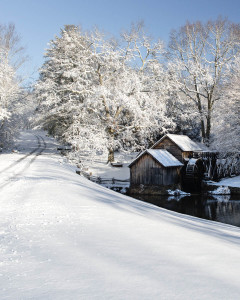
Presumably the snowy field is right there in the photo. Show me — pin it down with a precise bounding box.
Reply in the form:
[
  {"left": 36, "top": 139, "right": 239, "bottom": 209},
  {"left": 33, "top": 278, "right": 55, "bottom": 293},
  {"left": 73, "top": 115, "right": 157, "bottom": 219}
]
[{"left": 1, "top": 131, "right": 240, "bottom": 299}]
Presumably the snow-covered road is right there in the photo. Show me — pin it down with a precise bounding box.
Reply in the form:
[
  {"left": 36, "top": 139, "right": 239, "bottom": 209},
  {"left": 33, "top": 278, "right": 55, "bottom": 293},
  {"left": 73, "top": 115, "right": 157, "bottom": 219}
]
[
  {"left": 0, "top": 133, "right": 46, "bottom": 190},
  {"left": 1, "top": 131, "right": 240, "bottom": 299}
]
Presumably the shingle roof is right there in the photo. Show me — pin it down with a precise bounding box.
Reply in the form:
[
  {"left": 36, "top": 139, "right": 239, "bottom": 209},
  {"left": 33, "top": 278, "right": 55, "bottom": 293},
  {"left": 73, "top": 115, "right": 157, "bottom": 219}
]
[
  {"left": 152, "top": 134, "right": 205, "bottom": 152},
  {"left": 129, "top": 149, "right": 183, "bottom": 168}
]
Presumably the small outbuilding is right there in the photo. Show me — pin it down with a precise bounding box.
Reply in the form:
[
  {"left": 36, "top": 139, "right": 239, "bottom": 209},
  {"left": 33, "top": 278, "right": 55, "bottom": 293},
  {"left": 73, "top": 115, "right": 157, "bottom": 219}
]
[
  {"left": 151, "top": 134, "right": 204, "bottom": 162},
  {"left": 129, "top": 149, "right": 183, "bottom": 195}
]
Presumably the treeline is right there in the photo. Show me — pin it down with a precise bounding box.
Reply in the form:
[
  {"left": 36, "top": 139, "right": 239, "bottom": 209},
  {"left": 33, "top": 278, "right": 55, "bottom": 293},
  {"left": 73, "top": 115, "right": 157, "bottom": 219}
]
[{"left": 0, "top": 18, "right": 239, "bottom": 160}]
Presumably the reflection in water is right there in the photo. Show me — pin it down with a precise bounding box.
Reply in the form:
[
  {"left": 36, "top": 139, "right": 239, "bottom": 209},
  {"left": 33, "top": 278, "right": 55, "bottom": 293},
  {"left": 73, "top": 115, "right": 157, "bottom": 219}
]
[{"left": 133, "top": 194, "right": 240, "bottom": 227}]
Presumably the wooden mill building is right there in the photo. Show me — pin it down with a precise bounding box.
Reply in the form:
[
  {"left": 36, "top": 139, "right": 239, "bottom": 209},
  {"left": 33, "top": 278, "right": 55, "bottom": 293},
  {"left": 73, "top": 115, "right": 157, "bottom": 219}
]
[
  {"left": 129, "top": 149, "right": 183, "bottom": 194},
  {"left": 129, "top": 134, "right": 206, "bottom": 194},
  {"left": 151, "top": 134, "right": 204, "bottom": 162}
]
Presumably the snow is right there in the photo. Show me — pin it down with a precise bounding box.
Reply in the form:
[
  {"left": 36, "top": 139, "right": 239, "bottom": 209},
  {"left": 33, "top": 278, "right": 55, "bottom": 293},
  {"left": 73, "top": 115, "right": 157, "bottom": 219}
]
[
  {"left": 167, "top": 189, "right": 191, "bottom": 201},
  {"left": 129, "top": 149, "right": 183, "bottom": 168},
  {"left": 188, "top": 158, "right": 198, "bottom": 165},
  {"left": 1, "top": 130, "right": 240, "bottom": 299},
  {"left": 152, "top": 134, "right": 204, "bottom": 152},
  {"left": 84, "top": 152, "right": 134, "bottom": 180},
  {"left": 167, "top": 189, "right": 191, "bottom": 196},
  {"left": 209, "top": 186, "right": 231, "bottom": 195},
  {"left": 209, "top": 176, "right": 240, "bottom": 188}
]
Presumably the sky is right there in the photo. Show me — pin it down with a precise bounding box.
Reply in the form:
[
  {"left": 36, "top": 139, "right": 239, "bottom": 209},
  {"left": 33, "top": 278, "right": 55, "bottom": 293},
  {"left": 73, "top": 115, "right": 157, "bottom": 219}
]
[{"left": 0, "top": 0, "right": 240, "bottom": 83}]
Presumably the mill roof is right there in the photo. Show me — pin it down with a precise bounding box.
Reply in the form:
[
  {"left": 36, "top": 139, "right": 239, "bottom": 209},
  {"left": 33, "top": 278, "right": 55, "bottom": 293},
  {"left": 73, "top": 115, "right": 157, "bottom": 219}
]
[
  {"left": 152, "top": 134, "right": 205, "bottom": 152},
  {"left": 129, "top": 149, "right": 183, "bottom": 168}
]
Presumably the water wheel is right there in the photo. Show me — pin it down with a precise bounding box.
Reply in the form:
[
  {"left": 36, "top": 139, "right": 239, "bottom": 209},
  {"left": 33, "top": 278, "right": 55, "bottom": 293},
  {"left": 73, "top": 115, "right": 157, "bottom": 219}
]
[{"left": 183, "top": 158, "right": 205, "bottom": 192}]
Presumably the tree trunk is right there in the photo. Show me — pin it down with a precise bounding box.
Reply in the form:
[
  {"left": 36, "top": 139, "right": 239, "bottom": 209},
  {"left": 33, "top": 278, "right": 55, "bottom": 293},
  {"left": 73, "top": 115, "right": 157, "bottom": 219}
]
[
  {"left": 0, "top": 119, "right": 5, "bottom": 147},
  {"left": 200, "top": 119, "right": 206, "bottom": 141},
  {"left": 195, "top": 88, "right": 206, "bottom": 142},
  {"left": 205, "top": 109, "right": 211, "bottom": 146},
  {"left": 197, "top": 101, "right": 206, "bottom": 142},
  {"left": 106, "top": 126, "right": 115, "bottom": 163},
  {"left": 107, "top": 148, "right": 114, "bottom": 163}
]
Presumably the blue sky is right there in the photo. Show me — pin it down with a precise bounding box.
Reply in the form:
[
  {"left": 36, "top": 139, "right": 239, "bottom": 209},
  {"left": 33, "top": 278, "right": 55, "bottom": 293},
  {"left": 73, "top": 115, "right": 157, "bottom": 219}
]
[{"left": 0, "top": 0, "right": 239, "bottom": 83}]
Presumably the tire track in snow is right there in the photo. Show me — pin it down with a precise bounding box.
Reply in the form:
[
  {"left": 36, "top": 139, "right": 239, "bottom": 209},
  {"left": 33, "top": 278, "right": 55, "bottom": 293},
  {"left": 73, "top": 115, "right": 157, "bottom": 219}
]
[
  {"left": 0, "top": 134, "right": 47, "bottom": 190},
  {"left": 0, "top": 135, "right": 42, "bottom": 175}
]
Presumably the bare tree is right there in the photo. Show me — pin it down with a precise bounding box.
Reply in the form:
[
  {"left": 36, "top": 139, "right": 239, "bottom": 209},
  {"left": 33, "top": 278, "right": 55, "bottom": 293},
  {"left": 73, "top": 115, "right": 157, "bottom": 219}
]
[
  {"left": 168, "top": 17, "right": 240, "bottom": 144},
  {"left": 0, "top": 23, "right": 27, "bottom": 70}
]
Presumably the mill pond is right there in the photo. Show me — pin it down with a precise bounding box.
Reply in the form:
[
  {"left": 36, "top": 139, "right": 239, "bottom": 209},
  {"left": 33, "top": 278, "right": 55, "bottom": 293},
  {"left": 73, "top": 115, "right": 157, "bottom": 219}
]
[
  {"left": 122, "top": 133, "right": 240, "bottom": 227},
  {"left": 131, "top": 193, "right": 240, "bottom": 228},
  {"left": 78, "top": 133, "right": 240, "bottom": 228}
]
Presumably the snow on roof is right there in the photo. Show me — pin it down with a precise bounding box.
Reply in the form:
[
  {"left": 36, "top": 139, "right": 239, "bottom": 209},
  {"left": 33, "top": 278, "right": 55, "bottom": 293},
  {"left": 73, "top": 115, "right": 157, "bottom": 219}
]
[
  {"left": 147, "top": 149, "right": 184, "bottom": 167},
  {"left": 129, "top": 149, "right": 183, "bottom": 168},
  {"left": 152, "top": 134, "right": 205, "bottom": 152}
]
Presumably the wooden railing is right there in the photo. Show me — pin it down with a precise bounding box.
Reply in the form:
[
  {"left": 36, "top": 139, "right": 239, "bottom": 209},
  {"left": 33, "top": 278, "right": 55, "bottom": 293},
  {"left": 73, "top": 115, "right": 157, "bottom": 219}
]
[{"left": 76, "top": 169, "right": 130, "bottom": 186}]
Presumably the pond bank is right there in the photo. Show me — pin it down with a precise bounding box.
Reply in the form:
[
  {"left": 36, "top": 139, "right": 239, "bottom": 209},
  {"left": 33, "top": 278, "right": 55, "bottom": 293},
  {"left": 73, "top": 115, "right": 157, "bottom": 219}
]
[
  {"left": 202, "top": 175, "right": 240, "bottom": 195},
  {"left": 131, "top": 193, "right": 240, "bottom": 228}
]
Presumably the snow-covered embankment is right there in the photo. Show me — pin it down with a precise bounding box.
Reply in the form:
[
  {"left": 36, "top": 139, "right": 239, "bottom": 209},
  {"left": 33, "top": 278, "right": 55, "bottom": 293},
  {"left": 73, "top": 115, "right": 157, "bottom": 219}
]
[{"left": 1, "top": 131, "right": 240, "bottom": 299}]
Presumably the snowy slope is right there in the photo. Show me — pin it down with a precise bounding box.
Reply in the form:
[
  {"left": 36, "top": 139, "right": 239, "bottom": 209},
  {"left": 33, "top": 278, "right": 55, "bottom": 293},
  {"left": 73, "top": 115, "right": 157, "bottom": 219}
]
[{"left": 1, "top": 131, "right": 240, "bottom": 299}]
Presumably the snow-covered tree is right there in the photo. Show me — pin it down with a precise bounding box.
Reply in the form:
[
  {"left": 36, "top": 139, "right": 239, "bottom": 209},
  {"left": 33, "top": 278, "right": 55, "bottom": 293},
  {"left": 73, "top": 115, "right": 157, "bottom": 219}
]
[
  {"left": 165, "top": 91, "right": 201, "bottom": 140},
  {"left": 36, "top": 24, "right": 174, "bottom": 162},
  {"left": 35, "top": 25, "right": 93, "bottom": 136},
  {"left": 212, "top": 56, "right": 240, "bottom": 152},
  {"left": 0, "top": 24, "right": 27, "bottom": 146},
  {"left": 0, "top": 57, "right": 17, "bottom": 121},
  {"left": 83, "top": 27, "right": 173, "bottom": 161},
  {"left": 168, "top": 17, "right": 240, "bottom": 144},
  {"left": 119, "top": 22, "right": 176, "bottom": 145}
]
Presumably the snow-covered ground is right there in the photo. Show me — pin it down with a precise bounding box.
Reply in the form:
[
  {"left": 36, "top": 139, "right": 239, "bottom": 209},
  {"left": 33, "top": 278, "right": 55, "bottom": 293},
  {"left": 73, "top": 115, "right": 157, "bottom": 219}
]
[
  {"left": 77, "top": 151, "right": 133, "bottom": 181},
  {"left": 210, "top": 175, "right": 240, "bottom": 188},
  {"left": 1, "top": 130, "right": 240, "bottom": 299},
  {"left": 208, "top": 186, "right": 231, "bottom": 195},
  {"left": 72, "top": 151, "right": 134, "bottom": 191}
]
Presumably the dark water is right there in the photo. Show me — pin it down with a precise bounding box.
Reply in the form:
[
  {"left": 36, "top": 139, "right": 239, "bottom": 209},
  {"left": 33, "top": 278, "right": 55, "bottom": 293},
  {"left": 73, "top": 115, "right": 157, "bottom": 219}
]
[{"left": 132, "top": 193, "right": 240, "bottom": 227}]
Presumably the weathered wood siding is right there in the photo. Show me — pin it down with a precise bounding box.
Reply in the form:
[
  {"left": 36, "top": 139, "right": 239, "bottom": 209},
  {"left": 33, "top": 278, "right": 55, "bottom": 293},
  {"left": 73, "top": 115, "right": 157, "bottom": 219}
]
[
  {"left": 130, "top": 154, "right": 163, "bottom": 185},
  {"left": 152, "top": 137, "right": 193, "bottom": 162},
  {"left": 152, "top": 138, "right": 183, "bottom": 161},
  {"left": 162, "top": 167, "right": 181, "bottom": 185},
  {"left": 130, "top": 153, "right": 181, "bottom": 186}
]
